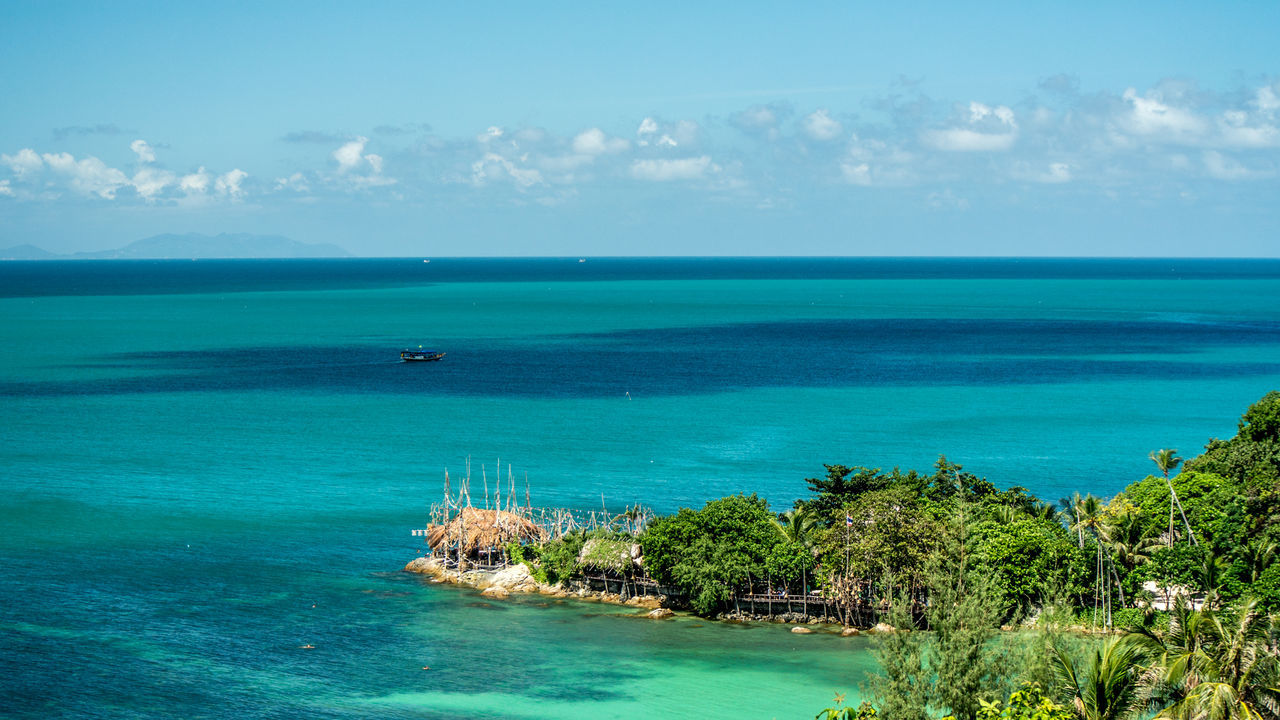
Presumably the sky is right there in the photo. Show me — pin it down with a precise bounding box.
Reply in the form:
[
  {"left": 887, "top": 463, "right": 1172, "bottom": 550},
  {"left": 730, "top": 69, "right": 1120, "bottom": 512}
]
[{"left": 1, "top": 1, "right": 1278, "bottom": 257}]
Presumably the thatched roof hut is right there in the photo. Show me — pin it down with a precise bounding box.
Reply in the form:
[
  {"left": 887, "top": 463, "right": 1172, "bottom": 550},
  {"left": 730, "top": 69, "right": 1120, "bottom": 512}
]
[{"left": 426, "top": 507, "right": 545, "bottom": 556}]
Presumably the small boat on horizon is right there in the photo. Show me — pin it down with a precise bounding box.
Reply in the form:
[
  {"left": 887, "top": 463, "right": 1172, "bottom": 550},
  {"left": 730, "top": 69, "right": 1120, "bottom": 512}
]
[{"left": 401, "top": 348, "right": 446, "bottom": 362}]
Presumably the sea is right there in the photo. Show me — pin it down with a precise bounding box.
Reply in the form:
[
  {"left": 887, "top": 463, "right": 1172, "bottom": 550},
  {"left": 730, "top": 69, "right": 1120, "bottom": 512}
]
[{"left": 3, "top": 257, "right": 1280, "bottom": 719}]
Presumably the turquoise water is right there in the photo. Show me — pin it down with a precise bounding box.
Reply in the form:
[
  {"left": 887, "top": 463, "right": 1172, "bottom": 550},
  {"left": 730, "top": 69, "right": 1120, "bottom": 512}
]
[{"left": 3, "top": 258, "right": 1280, "bottom": 718}]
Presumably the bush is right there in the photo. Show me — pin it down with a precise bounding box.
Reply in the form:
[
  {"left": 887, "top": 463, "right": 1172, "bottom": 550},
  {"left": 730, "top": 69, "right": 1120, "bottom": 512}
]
[
  {"left": 1255, "top": 563, "right": 1280, "bottom": 612},
  {"left": 1111, "top": 607, "right": 1168, "bottom": 632}
]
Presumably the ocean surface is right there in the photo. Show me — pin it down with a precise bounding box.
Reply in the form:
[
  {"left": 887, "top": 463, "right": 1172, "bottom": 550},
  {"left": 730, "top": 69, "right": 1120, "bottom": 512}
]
[{"left": 3, "top": 257, "right": 1280, "bottom": 718}]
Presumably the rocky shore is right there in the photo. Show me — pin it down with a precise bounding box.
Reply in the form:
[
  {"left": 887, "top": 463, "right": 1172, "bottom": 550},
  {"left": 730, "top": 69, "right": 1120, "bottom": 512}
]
[
  {"left": 403, "top": 556, "right": 897, "bottom": 631},
  {"left": 403, "top": 556, "right": 671, "bottom": 617}
]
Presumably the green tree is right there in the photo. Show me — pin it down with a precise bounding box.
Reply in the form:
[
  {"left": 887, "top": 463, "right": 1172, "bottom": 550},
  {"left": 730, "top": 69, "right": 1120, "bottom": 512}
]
[
  {"left": 931, "top": 505, "right": 1008, "bottom": 720},
  {"left": 639, "top": 493, "right": 813, "bottom": 615},
  {"left": 957, "top": 684, "right": 1075, "bottom": 720},
  {"left": 971, "top": 516, "right": 1082, "bottom": 614},
  {"left": 772, "top": 507, "right": 818, "bottom": 551},
  {"left": 870, "top": 593, "right": 931, "bottom": 720},
  {"left": 1049, "top": 636, "right": 1146, "bottom": 720},
  {"left": 1238, "top": 391, "right": 1280, "bottom": 443},
  {"left": 1151, "top": 449, "right": 1198, "bottom": 548},
  {"left": 1128, "top": 597, "right": 1280, "bottom": 720}
]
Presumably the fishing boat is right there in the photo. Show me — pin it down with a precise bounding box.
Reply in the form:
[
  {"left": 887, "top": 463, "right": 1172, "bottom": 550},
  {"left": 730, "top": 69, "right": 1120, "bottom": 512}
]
[{"left": 401, "top": 348, "right": 446, "bottom": 362}]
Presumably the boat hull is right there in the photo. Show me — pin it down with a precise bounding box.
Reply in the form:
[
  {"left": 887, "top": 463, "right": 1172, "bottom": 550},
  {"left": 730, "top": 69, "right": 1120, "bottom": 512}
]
[{"left": 401, "top": 350, "right": 446, "bottom": 362}]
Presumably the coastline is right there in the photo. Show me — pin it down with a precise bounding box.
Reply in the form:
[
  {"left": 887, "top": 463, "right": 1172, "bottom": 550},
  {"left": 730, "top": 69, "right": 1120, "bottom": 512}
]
[{"left": 403, "top": 556, "right": 873, "bottom": 634}]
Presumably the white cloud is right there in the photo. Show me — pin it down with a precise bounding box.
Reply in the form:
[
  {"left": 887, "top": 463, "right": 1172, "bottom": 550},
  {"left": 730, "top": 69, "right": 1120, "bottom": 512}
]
[
  {"left": 802, "top": 109, "right": 843, "bottom": 141},
  {"left": 180, "top": 167, "right": 212, "bottom": 194},
  {"left": 925, "top": 102, "right": 1018, "bottom": 151},
  {"left": 131, "top": 166, "right": 175, "bottom": 199},
  {"left": 630, "top": 156, "right": 714, "bottom": 181},
  {"left": 1043, "top": 162, "right": 1072, "bottom": 183},
  {"left": 3, "top": 148, "right": 44, "bottom": 177},
  {"left": 637, "top": 118, "right": 701, "bottom": 148},
  {"left": 1256, "top": 84, "right": 1280, "bottom": 115},
  {"left": 41, "top": 152, "right": 130, "bottom": 198},
  {"left": 926, "top": 128, "right": 1018, "bottom": 151},
  {"left": 472, "top": 152, "right": 544, "bottom": 188},
  {"left": 1120, "top": 88, "right": 1207, "bottom": 140},
  {"left": 326, "top": 137, "right": 394, "bottom": 189},
  {"left": 0, "top": 180, "right": 12, "bottom": 197},
  {"left": 334, "top": 137, "right": 368, "bottom": 171},
  {"left": 275, "top": 172, "right": 310, "bottom": 193},
  {"left": 840, "top": 162, "right": 871, "bottom": 186},
  {"left": 130, "top": 139, "right": 156, "bottom": 164},
  {"left": 1218, "top": 109, "right": 1280, "bottom": 148},
  {"left": 571, "top": 128, "right": 629, "bottom": 155},
  {"left": 1, "top": 141, "right": 252, "bottom": 203},
  {"left": 215, "top": 169, "right": 248, "bottom": 198},
  {"left": 736, "top": 106, "right": 779, "bottom": 129},
  {"left": 1203, "top": 150, "right": 1272, "bottom": 180}
]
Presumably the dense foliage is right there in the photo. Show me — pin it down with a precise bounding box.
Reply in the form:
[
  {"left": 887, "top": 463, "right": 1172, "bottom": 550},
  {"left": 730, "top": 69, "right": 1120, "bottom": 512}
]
[
  {"left": 490, "top": 392, "right": 1280, "bottom": 718},
  {"left": 514, "top": 392, "right": 1279, "bottom": 629},
  {"left": 639, "top": 493, "right": 813, "bottom": 614}
]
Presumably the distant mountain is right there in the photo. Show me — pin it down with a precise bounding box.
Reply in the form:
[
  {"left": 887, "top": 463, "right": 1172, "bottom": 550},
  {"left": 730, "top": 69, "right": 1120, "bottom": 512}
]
[
  {"left": 0, "top": 243, "right": 59, "bottom": 260},
  {"left": 0, "top": 233, "right": 350, "bottom": 260},
  {"left": 74, "top": 233, "right": 350, "bottom": 259}
]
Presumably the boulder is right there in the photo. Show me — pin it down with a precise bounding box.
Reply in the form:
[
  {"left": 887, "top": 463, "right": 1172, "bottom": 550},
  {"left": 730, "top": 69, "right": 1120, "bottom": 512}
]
[
  {"left": 841, "top": 627, "right": 860, "bottom": 637},
  {"left": 481, "top": 585, "right": 510, "bottom": 599},
  {"left": 790, "top": 626, "right": 814, "bottom": 634},
  {"left": 625, "top": 595, "right": 663, "bottom": 609},
  {"left": 403, "top": 557, "right": 443, "bottom": 575},
  {"left": 869, "top": 622, "right": 895, "bottom": 634},
  {"left": 647, "top": 608, "right": 675, "bottom": 619},
  {"left": 486, "top": 563, "right": 538, "bottom": 593}
]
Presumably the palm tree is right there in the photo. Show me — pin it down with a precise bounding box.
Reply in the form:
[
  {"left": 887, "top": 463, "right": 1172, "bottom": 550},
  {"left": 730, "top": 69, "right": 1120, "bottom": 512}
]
[
  {"left": 1061, "top": 492, "right": 1086, "bottom": 548},
  {"left": 1150, "top": 449, "right": 1198, "bottom": 547},
  {"left": 1243, "top": 540, "right": 1277, "bottom": 584},
  {"left": 993, "top": 504, "right": 1020, "bottom": 525},
  {"left": 1100, "top": 510, "right": 1160, "bottom": 612},
  {"left": 1103, "top": 510, "right": 1161, "bottom": 573},
  {"left": 771, "top": 507, "right": 817, "bottom": 550},
  {"left": 1197, "top": 552, "right": 1232, "bottom": 610},
  {"left": 1070, "top": 494, "right": 1112, "bottom": 627},
  {"left": 1128, "top": 597, "right": 1280, "bottom": 720},
  {"left": 1051, "top": 635, "right": 1147, "bottom": 720}
]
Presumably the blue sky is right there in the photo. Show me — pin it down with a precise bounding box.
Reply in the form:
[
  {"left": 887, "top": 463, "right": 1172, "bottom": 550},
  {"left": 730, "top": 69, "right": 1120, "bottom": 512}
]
[{"left": 2, "top": 2, "right": 1278, "bottom": 256}]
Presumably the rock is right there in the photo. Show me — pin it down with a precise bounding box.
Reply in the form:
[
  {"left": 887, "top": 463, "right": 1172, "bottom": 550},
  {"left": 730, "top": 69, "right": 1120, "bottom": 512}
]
[
  {"left": 790, "top": 626, "right": 814, "bottom": 634},
  {"left": 647, "top": 608, "right": 675, "bottom": 619},
  {"left": 841, "top": 627, "right": 860, "bottom": 637},
  {"left": 869, "top": 622, "right": 895, "bottom": 634},
  {"left": 403, "top": 557, "right": 443, "bottom": 575},
  {"left": 481, "top": 586, "right": 510, "bottom": 599},
  {"left": 486, "top": 564, "right": 538, "bottom": 593},
  {"left": 625, "top": 595, "right": 663, "bottom": 609}
]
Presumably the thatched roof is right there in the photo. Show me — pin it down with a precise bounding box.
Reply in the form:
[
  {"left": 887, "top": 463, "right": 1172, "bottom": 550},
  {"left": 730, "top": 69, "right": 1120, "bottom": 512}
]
[
  {"left": 427, "top": 507, "right": 545, "bottom": 555},
  {"left": 577, "top": 537, "right": 642, "bottom": 572}
]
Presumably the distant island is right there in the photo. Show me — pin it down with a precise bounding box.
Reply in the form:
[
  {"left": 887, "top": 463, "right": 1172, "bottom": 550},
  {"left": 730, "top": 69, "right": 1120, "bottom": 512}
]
[{"left": 0, "top": 233, "right": 350, "bottom": 260}]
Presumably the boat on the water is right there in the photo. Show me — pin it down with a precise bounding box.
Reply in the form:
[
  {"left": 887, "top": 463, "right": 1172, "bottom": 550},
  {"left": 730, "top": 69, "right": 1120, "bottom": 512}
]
[{"left": 401, "top": 348, "right": 446, "bottom": 362}]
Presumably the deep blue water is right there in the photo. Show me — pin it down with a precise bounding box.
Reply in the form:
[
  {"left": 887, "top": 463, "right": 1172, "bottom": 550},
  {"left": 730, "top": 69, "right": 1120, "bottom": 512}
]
[
  {"left": 3, "top": 258, "right": 1279, "bottom": 718},
  {"left": 5, "top": 257, "right": 1280, "bottom": 298}
]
